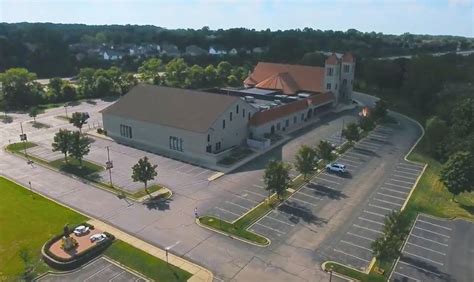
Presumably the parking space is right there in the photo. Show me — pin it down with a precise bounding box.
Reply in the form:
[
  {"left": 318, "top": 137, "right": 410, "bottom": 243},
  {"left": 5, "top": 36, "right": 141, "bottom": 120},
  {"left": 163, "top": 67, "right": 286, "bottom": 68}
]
[
  {"left": 37, "top": 256, "right": 147, "bottom": 281},
  {"left": 326, "top": 127, "right": 427, "bottom": 271},
  {"left": 323, "top": 132, "right": 347, "bottom": 148},
  {"left": 390, "top": 214, "right": 474, "bottom": 282}
]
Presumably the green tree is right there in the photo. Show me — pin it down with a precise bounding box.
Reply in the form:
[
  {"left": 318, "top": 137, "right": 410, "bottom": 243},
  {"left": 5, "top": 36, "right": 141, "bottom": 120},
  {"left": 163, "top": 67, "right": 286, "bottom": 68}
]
[
  {"left": 425, "top": 116, "right": 449, "bottom": 157},
  {"left": 372, "top": 99, "right": 388, "bottom": 120},
  {"left": 69, "top": 112, "right": 90, "bottom": 133},
  {"left": 138, "top": 58, "right": 163, "bottom": 83},
  {"left": 204, "top": 64, "right": 218, "bottom": 86},
  {"left": 263, "top": 160, "right": 291, "bottom": 199},
  {"left": 227, "top": 74, "right": 240, "bottom": 87},
  {"left": 47, "top": 77, "right": 64, "bottom": 102},
  {"left": 77, "top": 68, "right": 96, "bottom": 98},
  {"left": 28, "top": 107, "right": 40, "bottom": 123},
  {"left": 371, "top": 211, "right": 411, "bottom": 261},
  {"left": 342, "top": 123, "right": 360, "bottom": 142},
  {"left": 69, "top": 131, "right": 91, "bottom": 166},
  {"left": 316, "top": 140, "right": 334, "bottom": 161},
  {"left": 93, "top": 76, "right": 115, "bottom": 97},
  {"left": 359, "top": 116, "right": 376, "bottom": 132},
  {"left": 294, "top": 145, "right": 318, "bottom": 180},
  {"left": 52, "top": 129, "right": 73, "bottom": 163},
  {"left": 165, "top": 58, "right": 188, "bottom": 87},
  {"left": 62, "top": 83, "right": 77, "bottom": 101},
  {"left": 0, "top": 68, "right": 40, "bottom": 109},
  {"left": 185, "top": 65, "right": 205, "bottom": 89},
  {"left": 119, "top": 72, "right": 138, "bottom": 94},
  {"left": 451, "top": 98, "right": 474, "bottom": 138},
  {"left": 216, "top": 61, "right": 232, "bottom": 83},
  {"left": 440, "top": 151, "right": 474, "bottom": 201},
  {"left": 131, "top": 156, "right": 158, "bottom": 196}
]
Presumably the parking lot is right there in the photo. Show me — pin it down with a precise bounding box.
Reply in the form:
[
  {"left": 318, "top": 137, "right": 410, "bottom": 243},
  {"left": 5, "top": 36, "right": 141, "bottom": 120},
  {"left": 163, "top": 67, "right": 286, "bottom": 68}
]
[
  {"left": 25, "top": 137, "right": 218, "bottom": 193},
  {"left": 37, "top": 256, "right": 147, "bottom": 281},
  {"left": 246, "top": 126, "right": 400, "bottom": 243},
  {"left": 390, "top": 214, "right": 474, "bottom": 282},
  {"left": 321, "top": 126, "right": 426, "bottom": 271}
]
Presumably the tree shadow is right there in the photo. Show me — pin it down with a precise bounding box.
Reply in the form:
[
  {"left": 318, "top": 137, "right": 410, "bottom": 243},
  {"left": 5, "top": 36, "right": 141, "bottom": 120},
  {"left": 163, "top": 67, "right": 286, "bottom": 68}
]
[
  {"left": 1, "top": 115, "right": 13, "bottom": 123},
  {"left": 306, "top": 182, "right": 348, "bottom": 200},
  {"left": 143, "top": 197, "right": 173, "bottom": 211},
  {"left": 278, "top": 202, "right": 328, "bottom": 226},
  {"left": 352, "top": 147, "right": 379, "bottom": 157},
  {"left": 399, "top": 256, "right": 454, "bottom": 281},
  {"left": 459, "top": 203, "right": 474, "bottom": 215},
  {"left": 325, "top": 170, "right": 353, "bottom": 179}
]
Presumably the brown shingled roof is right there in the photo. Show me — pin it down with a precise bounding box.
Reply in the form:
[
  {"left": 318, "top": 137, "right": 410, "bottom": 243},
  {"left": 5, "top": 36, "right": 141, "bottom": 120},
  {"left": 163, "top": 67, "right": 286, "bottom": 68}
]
[
  {"left": 342, "top": 52, "right": 355, "bottom": 63},
  {"left": 325, "top": 53, "right": 339, "bottom": 65},
  {"left": 244, "top": 62, "right": 325, "bottom": 95},
  {"left": 249, "top": 92, "right": 335, "bottom": 127}
]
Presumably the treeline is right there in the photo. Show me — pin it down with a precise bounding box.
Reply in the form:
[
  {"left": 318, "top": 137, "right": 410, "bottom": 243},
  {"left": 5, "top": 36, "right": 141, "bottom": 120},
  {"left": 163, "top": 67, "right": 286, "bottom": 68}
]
[
  {"left": 0, "top": 58, "right": 247, "bottom": 111},
  {"left": 1, "top": 22, "right": 473, "bottom": 77}
]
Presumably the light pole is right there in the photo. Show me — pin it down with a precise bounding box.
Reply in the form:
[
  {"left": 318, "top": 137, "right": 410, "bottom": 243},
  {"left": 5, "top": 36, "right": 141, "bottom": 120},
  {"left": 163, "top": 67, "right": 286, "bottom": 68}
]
[
  {"left": 64, "top": 104, "right": 68, "bottom": 118},
  {"left": 19, "top": 122, "right": 32, "bottom": 164},
  {"left": 105, "top": 146, "right": 114, "bottom": 188},
  {"left": 328, "top": 265, "right": 334, "bottom": 282}
]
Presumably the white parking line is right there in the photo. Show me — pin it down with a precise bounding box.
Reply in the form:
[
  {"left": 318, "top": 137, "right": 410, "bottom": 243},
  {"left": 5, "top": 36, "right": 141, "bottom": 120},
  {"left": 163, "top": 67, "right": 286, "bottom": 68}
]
[
  {"left": 369, "top": 203, "right": 394, "bottom": 212},
  {"left": 109, "top": 270, "right": 126, "bottom": 281},
  {"left": 374, "top": 198, "right": 402, "bottom": 206},
  {"left": 215, "top": 207, "right": 240, "bottom": 217},
  {"left": 321, "top": 172, "right": 343, "bottom": 179},
  {"left": 264, "top": 215, "right": 295, "bottom": 227},
  {"left": 253, "top": 184, "right": 265, "bottom": 189},
  {"left": 389, "top": 178, "right": 415, "bottom": 185},
  {"left": 414, "top": 226, "right": 450, "bottom": 238},
  {"left": 393, "top": 271, "right": 421, "bottom": 282},
  {"left": 333, "top": 249, "right": 371, "bottom": 263},
  {"left": 393, "top": 174, "right": 417, "bottom": 181},
  {"left": 346, "top": 151, "right": 370, "bottom": 158},
  {"left": 225, "top": 201, "right": 250, "bottom": 211},
  {"left": 417, "top": 219, "right": 452, "bottom": 231},
  {"left": 283, "top": 204, "right": 310, "bottom": 214},
  {"left": 315, "top": 177, "right": 340, "bottom": 185},
  {"left": 338, "top": 158, "right": 362, "bottom": 165},
  {"left": 184, "top": 166, "right": 201, "bottom": 174},
  {"left": 403, "top": 251, "right": 444, "bottom": 266},
  {"left": 235, "top": 194, "right": 259, "bottom": 204},
  {"left": 84, "top": 264, "right": 113, "bottom": 281},
  {"left": 377, "top": 192, "right": 406, "bottom": 201},
  {"left": 410, "top": 234, "right": 449, "bottom": 247},
  {"left": 347, "top": 232, "right": 376, "bottom": 242},
  {"left": 307, "top": 182, "right": 340, "bottom": 191},
  {"left": 398, "top": 260, "right": 442, "bottom": 277},
  {"left": 340, "top": 240, "right": 372, "bottom": 251},
  {"left": 341, "top": 163, "right": 358, "bottom": 168},
  {"left": 381, "top": 187, "right": 408, "bottom": 195},
  {"left": 385, "top": 182, "right": 412, "bottom": 190},
  {"left": 194, "top": 169, "right": 210, "bottom": 177},
  {"left": 400, "top": 162, "right": 424, "bottom": 169},
  {"left": 255, "top": 222, "right": 286, "bottom": 234},
  {"left": 359, "top": 141, "right": 380, "bottom": 148},
  {"left": 406, "top": 242, "right": 446, "bottom": 255},
  {"left": 341, "top": 154, "right": 364, "bottom": 162},
  {"left": 289, "top": 197, "right": 318, "bottom": 207},
  {"left": 296, "top": 190, "right": 322, "bottom": 201},
  {"left": 244, "top": 189, "right": 267, "bottom": 198},
  {"left": 358, "top": 217, "right": 384, "bottom": 226},
  {"left": 396, "top": 166, "right": 421, "bottom": 174},
  {"left": 353, "top": 224, "right": 383, "bottom": 234},
  {"left": 356, "top": 144, "right": 377, "bottom": 151},
  {"left": 395, "top": 170, "right": 420, "bottom": 177},
  {"left": 364, "top": 210, "right": 385, "bottom": 217}
]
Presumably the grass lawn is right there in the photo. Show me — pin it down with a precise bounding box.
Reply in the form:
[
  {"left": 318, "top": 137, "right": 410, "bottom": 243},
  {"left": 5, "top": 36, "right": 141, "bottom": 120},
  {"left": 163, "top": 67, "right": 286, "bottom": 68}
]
[
  {"left": 130, "top": 184, "right": 163, "bottom": 198},
  {"left": 324, "top": 262, "right": 385, "bottom": 282},
  {"left": 6, "top": 142, "right": 37, "bottom": 153},
  {"left": 49, "top": 158, "right": 104, "bottom": 179},
  {"left": 406, "top": 148, "right": 474, "bottom": 220},
  {"left": 0, "top": 177, "right": 87, "bottom": 280},
  {"left": 104, "top": 240, "right": 191, "bottom": 282}
]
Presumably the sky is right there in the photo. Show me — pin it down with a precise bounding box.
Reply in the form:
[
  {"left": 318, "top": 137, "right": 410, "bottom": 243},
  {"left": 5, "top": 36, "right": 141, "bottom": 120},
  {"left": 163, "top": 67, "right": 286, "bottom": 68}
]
[{"left": 0, "top": 0, "right": 472, "bottom": 37}]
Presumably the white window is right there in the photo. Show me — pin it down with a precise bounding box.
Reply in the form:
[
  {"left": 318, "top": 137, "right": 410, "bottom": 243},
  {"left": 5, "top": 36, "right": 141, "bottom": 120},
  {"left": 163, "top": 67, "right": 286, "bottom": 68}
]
[
  {"left": 344, "top": 64, "right": 350, "bottom": 73},
  {"left": 120, "top": 124, "right": 132, "bottom": 139}
]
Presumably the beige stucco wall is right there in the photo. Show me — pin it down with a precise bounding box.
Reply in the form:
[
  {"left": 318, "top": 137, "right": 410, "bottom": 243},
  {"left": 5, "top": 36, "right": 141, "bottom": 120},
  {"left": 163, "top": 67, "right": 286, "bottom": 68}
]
[{"left": 102, "top": 98, "right": 256, "bottom": 166}]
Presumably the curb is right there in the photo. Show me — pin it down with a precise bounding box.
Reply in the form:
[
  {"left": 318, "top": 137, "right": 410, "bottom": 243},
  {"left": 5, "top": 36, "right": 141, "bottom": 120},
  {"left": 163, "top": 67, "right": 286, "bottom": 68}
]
[
  {"left": 195, "top": 218, "right": 270, "bottom": 247},
  {"left": 321, "top": 261, "right": 357, "bottom": 282}
]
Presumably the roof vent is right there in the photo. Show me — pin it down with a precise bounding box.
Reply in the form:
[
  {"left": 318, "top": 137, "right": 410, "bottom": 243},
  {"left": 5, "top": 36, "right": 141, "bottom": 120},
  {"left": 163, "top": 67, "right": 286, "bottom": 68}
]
[{"left": 245, "top": 96, "right": 255, "bottom": 103}]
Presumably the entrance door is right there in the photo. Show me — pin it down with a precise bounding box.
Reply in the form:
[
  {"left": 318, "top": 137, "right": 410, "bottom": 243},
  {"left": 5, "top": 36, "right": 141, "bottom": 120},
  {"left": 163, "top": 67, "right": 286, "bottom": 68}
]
[{"left": 270, "top": 125, "right": 275, "bottom": 134}]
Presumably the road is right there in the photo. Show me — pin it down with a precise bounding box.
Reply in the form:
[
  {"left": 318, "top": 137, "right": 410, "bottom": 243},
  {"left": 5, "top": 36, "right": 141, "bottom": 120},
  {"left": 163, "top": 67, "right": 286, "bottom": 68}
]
[{"left": 0, "top": 93, "right": 424, "bottom": 281}]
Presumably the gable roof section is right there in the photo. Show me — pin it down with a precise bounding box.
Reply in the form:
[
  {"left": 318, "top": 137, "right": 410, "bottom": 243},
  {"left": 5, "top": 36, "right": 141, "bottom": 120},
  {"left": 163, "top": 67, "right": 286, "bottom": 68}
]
[
  {"left": 325, "top": 53, "right": 339, "bottom": 65},
  {"left": 101, "top": 84, "right": 239, "bottom": 133},
  {"left": 249, "top": 92, "right": 335, "bottom": 127},
  {"left": 255, "top": 72, "right": 299, "bottom": 95},
  {"left": 244, "top": 62, "right": 325, "bottom": 95}
]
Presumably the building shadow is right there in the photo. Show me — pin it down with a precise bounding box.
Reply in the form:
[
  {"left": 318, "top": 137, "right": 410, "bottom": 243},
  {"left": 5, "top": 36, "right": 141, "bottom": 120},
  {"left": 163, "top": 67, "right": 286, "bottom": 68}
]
[{"left": 306, "top": 182, "right": 348, "bottom": 200}]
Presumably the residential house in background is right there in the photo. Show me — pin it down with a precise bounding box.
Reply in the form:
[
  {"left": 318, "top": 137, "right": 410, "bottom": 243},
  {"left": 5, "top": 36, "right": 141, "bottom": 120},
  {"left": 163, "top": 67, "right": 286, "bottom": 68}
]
[
  {"left": 161, "top": 43, "right": 181, "bottom": 57},
  {"left": 185, "top": 45, "right": 207, "bottom": 56},
  {"left": 228, "top": 48, "right": 238, "bottom": 56},
  {"left": 209, "top": 47, "right": 227, "bottom": 56},
  {"left": 103, "top": 50, "right": 124, "bottom": 60}
]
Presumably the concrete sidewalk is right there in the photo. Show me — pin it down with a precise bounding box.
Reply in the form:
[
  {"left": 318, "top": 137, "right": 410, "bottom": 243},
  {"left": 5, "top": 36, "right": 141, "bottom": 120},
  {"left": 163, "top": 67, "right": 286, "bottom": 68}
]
[{"left": 88, "top": 219, "right": 213, "bottom": 282}]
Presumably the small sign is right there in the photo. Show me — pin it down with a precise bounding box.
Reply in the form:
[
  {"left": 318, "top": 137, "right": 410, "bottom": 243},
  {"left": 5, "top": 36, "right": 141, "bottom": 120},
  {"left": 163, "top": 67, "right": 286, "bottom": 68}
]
[{"left": 20, "top": 134, "right": 27, "bottom": 141}]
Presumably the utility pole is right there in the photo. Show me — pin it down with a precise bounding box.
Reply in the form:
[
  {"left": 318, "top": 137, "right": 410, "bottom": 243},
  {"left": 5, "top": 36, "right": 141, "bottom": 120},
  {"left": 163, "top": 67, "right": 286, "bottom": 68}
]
[
  {"left": 106, "top": 146, "right": 114, "bottom": 188},
  {"left": 19, "top": 122, "right": 32, "bottom": 164},
  {"left": 64, "top": 104, "right": 68, "bottom": 118}
]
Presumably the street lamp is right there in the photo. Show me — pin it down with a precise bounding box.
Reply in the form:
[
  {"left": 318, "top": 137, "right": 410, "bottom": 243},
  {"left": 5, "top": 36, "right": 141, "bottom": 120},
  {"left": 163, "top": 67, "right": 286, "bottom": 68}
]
[
  {"left": 105, "top": 146, "right": 114, "bottom": 188},
  {"left": 64, "top": 103, "right": 68, "bottom": 118},
  {"left": 328, "top": 265, "right": 334, "bottom": 282},
  {"left": 19, "top": 122, "right": 33, "bottom": 165}
]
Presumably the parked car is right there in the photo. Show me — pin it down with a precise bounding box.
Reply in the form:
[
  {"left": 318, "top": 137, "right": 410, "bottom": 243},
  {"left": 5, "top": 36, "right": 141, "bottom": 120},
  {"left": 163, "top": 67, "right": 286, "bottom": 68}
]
[
  {"left": 73, "top": 225, "right": 90, "bottom": 236},
  {"left": 326, "top": 163, "right": 347, "bottom": 173},
  {"left": 90, "top": 233, "right": 107, "bottom": 243}
]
